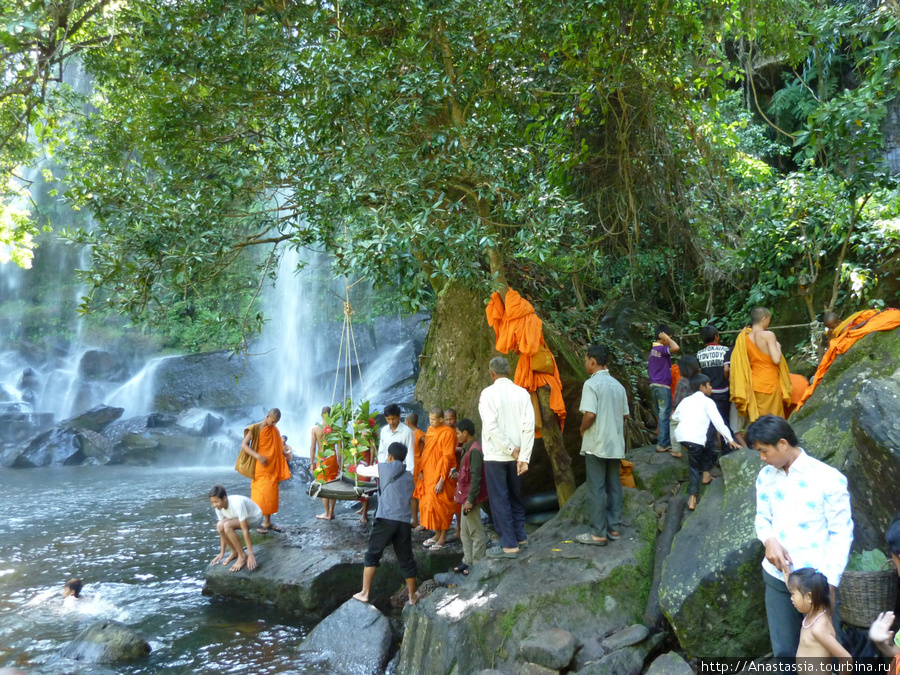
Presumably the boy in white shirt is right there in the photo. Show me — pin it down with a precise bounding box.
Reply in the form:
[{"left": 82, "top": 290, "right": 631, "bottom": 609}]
[
  {"left": 208, "top": 485, "right": 263, "bottom": 572},
  {"left": 672, "top": 374, "right": 740, "bottom": 511}
]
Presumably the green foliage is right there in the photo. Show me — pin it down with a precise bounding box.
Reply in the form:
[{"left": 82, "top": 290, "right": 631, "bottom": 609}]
[
  {"left": 846, "top": 548, "right": 890, "bottom": 572},
  {"left": 317, "top": 399, "right": 379, "bottom": 486}
]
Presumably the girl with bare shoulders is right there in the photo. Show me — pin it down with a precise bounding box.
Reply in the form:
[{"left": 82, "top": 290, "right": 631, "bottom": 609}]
[{"left": 787, "top": 568, "right": 851, "bottom": 671}]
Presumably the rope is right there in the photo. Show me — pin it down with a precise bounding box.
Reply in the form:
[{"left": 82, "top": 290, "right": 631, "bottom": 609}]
[{"left": 677, "top": 321, "right": 818, "bottom": 340}]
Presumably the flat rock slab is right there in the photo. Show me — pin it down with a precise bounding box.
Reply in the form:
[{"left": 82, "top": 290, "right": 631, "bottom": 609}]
[
  {"left": 299, "top": 599, "right": 393, "bottom": 675},
  {"left": 600, "top": 624, "right": 649, "bottom": 652},
  {"left": 203, "top": 514, "right": 458, "bottom": 617},
  {"left": 519, "top": 628, "right": 577, "bottom": 670}
]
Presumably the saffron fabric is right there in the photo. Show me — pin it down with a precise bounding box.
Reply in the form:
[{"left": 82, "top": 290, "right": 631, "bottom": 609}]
[
  {"left": 419, "top": 424, "right": 457, "bottom": 530},
  {"left": 730, "top": 328, "right": 792, "bottom": 422},
  {"left": 411, "top": 427, "right": 426, "bottom": 500},
  {"left": 486, "top": 289, "right": 566, "bottom": 432},
  {"left": 797, "top": 308, "right": 900, "bottom": 410},
  {"left": 251, "top": 424, "right": 291, "bottom": 516}
]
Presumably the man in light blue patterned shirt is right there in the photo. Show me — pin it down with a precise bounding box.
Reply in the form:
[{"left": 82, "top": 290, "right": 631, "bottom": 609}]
[{"left": 749, "top": 414, "right": 853, "bottom": 659}]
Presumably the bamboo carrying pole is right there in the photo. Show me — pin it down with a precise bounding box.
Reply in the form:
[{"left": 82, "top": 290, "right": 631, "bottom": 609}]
[{"left": 677, "top": 321, "right": 818, "bottom": 340}]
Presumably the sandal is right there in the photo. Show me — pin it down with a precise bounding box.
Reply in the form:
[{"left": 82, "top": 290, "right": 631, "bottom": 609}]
[
  {"left": 423, "top": 538, "right": 437, "bottom": 547},
  {"left": 256, "top": 528, "right": 269, "bottom": 534},
  {"left": 453, "top": 563, "right": 470, "bottom": 575},
  {"left": 656, "top": 445, "right": 667, "bottom": 453},
  {"left": 669, "top": 451, "right": 683, "bottom": 459},
  {"left": 427, "top": 543, "right": 445, "bottom": 551},
  {"left": 576, "top": 533, "right": 608, "bottom": 546},
  {"left": 607, "top": 531, "right": 621, "bottom": 540},
  {"left": 268, "top": 524, "right": 283, "bottom": 532}
]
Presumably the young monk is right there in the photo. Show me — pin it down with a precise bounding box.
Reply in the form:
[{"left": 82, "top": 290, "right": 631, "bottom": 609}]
[
  {"left": 242, "top": 408, "right": 291, "bottom": 533},
  {"left": 310, "top": 406, "right": 337, "bottom": 520},
  {"left": 420, "top": 407, "right": 458, "bottom": 550},
  {"left": 444, "top": 407, "right": 462, "bottom": 539},
  {"left": 406, "top": 412, "right": 426, "bottom": 530},
  {"left": 731, "top": 308, "right": 792, "bottom": 421}
]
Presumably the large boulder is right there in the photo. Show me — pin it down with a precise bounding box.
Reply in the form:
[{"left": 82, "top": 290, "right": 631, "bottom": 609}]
[
  {"left": 790, "top": 328, "right": 900, "bottom": 548},
  {"left": 176, "top": 408, "right": 225, "bottom": 436},
  {"left": 298, "top": 599, "right": 394, "bottom": 674},
  {"left": 0, "top": 412, "right": 53, "bottom": 447},
  {"left": 658, "top": 449, "right": 767, "bottom": 657},
  {"left": 77, "top": 349, "right": 130, "bottom": 382},
  {"left": 61, "top": 404, "right": 124, "bottom": 432},
  {"left": 58, "top": 619, "right": 150, "bottom": 663},
  {"left": 151, "top": 351, "right": 264, "bottom": 412},
  {"left": 12, "top": 427, "right": 84, "bottom": 467},
  {"left": 397, "top": 485, "right": 658, "bottom": 674},
  {"left": 203, "top": 515, "right": 457, "bottom": 617}
]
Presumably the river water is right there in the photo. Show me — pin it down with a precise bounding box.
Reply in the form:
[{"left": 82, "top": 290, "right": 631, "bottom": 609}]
[{"left": 0, "top": 465, "right": 341, "bottom": 674}]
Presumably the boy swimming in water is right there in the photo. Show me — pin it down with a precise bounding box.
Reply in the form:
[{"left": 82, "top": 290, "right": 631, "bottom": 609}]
[
  {"left": 62, "top": 578, "right": 83, "bottom": 599},
  {"left": 208, "top": 485, "right": 263, "bottom": 572}
]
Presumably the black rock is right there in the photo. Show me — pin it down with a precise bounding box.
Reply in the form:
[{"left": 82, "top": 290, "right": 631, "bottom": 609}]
[
  {"left": 61, "top": 404, "right": 124, "bottom": 432},
  {"left": 77, "top": 349, "right": 130, "bottom": 382},
  {"left": 59, "top": 619, "right": 151, "bottom": 663},
  {"left": 299, "top": 600, "right": 393, "bottom": 675},
  {"left": 13, "top": 427, "right": 84, "bottom": 468}
]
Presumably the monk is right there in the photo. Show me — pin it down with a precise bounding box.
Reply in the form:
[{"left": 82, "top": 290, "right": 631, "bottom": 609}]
[
  {"left": 310, "top": 406, "right": 338, "bottom": 520},
  {"left": 406, "top": 412, "right": 426, "bottom": 530},
  {"left": 419, "top": 407, "right": 458, "bottom": 550},
  {"left": 730, "top": 308, "right": 792, "bottom": 422},
  {"left": 242, "top": 408, "right": 291, "bottom": 533},
  {"left": 444, "top": 408, "right": 462, "bottom": 539}
]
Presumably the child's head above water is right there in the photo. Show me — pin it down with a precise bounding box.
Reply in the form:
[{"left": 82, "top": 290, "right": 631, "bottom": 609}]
[
  {"left": 787, "top": 568, "right": 831, "bottom": 615},
  {"left": 63, "top": 578, "right": 83, "bottom": 599}
]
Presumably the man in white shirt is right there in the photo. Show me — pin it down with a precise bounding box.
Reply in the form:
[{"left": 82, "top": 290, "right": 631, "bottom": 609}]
[
  {"left": 208, "top": 485, "right": 263, "bottom": 572},
  {"left": 478, "top": 356, "right": 535, "bottom": 558},
  {"left": 577, "top": 344, "right": 629, "bottom": 546},
  {"left": 748, "top": 415, "right": 853, "bottom": 659},
  {"left": 357, "top": 403, "right": 415, "bottom": 525},
  {"left": 671, "top": 374, "right": 741, "bottom": 511}
]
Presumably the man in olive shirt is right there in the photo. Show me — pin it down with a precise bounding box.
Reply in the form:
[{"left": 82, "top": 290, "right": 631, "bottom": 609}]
[{"left": 578, "top": 344, "right": 629, "bottom": 546}]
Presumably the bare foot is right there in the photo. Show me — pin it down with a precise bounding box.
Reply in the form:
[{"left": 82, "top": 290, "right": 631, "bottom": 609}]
[
  {"left": 230, "top": 556, "right": 247, "bottom": 572},
  {"left": 211, "top": 553, "right": 223, "bottom": 565},
  {"left": 316, "top": 513, "right": 331, "bottom": 520},
  {"left": 352, "top": 591, "right": 369, "bottom": 603},
  {"left": 358, "top": 515, "right": 368, "bottom": 524},
  {"left": 222, "top": 552, "right": 238, "bottom": 566},
  {"left": 408, "top": 592, "right": 419, "bottom": 606}
]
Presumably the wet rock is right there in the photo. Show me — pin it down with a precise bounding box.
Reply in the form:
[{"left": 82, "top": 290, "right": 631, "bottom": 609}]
[
  {"left": 58, "top": 619, "right": 151, "bottom": 663},
  {"left": 18, "top": 367, "right": 40, "bottom": 394},
  {"left": 12, "top": 427, "right": 84, "bottom": 468},
  {"left": 176, "top": 408, "right": 225, "bottom": 436},
  {"left": 61, "top": 404, "right": 124, "bottom": 432},
  {"left": 600, "top": 624, "right": 649, "bottom": 652},
  {"left": 78, "top": 429, "right": 116, "bottom": 464},
  {"left": 572, "top": 637, "right": 606, "bottom": 671},
  {"left": 203, "top": 515, "right": 457, "bottom": 617},
  {"left": 519, "top": 629, "right": 577, "bottom": 670},
  {"left": 645, "top": 651, "right": 694, "bottom": 675},
  {"left": 299, "top": 599, "right": 393, "bottom": 675},
  {"left": 397, "top": 485, "right": 658, "bottom": 674},
  {"left": 78, "top": 349, "right": 130, "bottom": 382},
  {"left": 0, "top": 412, "right": 53, "bottom": 447},
  {"left": 151, "top": 351, "right": 264, "bottom": 412}
]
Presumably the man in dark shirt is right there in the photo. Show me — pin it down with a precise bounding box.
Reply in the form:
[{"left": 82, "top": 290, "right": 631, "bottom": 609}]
[{"left": 697, "top": 325, "right": 735, "bottom": 453}]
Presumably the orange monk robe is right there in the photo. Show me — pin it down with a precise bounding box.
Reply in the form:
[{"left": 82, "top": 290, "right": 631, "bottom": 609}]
[
  {"left": 419, "top": 424, "right": 457, "bottom": 531},
  {"left": 251, "top": 424, "right": 291, "bottom": 516},
  {"left": 730, "top": 328, "right": 792, "bottom": 422},
  {"left": 797, "top": 309, "right": 900, "bottom": 410},
  {"left": 486, "top": 289, "right": 566, "bottom": 435},
  {"left": 317, "top": 444, "right": 340, "bottom": 482},
  {"left": 412, "top": 428, "right": 426, "bottom": 500}
]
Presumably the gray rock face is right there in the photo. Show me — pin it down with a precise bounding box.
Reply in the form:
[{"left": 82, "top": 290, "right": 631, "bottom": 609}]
[
  {"left": 645, "top": 652, "right": 694, "bottom": 675},
  {"left": 176, "top": 408, "right": 225, "bottom": 436},
  {"left": 0, "top": 412, "right": 53, "bottom": 447},
  {"left": 599, "top": 624, "right": 649, "bottom": 653},
  {"left": 61, "top": 404, "right": 124, "bottom": 432},
  {"left": 58, "top": 619, "right": 150, "bottom": 663},
  {"left": 203, "top": 516, "right": 457, "bottom": 617},
  {"left": 658, "top": 449, "right": 767, "bottom": 657},
  {"left": 13, "top": 427, "right": 84, "bottom": 467},
  {"left": 78, "top": 349, "right": 130, "bottom": 381},
  {"left": 397, "top": 486, "right": 658, "bottom": 674},
  {"left": 575, "top": 633, "right": 663, "bottom": 675},
  {"left": 151, "top": 352, "right": 264, "bottom": 412},
  {"left": 572, "top": 637, "right": 606, "bottom": 671},
  {"left": 519, "top": 628, "right": 577, "bottom": 670},
  {"left": 299, "top": 599, "right": 393, "bottom": 675}
]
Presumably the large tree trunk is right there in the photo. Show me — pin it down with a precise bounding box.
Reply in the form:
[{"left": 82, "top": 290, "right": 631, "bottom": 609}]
[{"left": 536, "top": 385, "right": 576, "bottom": 508}]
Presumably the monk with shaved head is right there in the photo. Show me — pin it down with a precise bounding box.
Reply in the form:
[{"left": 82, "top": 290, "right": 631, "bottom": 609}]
[
  {"left": 419, "top": 406, "right": 458, "bottom": 550},
  {"left": 242, "top": 408, "right": 291, "bottom": 533}
]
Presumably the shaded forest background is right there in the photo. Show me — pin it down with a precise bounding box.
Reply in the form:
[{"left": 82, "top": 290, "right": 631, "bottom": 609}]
[{"left": 2, "top": 0, "right": 899, "bottom": 370}]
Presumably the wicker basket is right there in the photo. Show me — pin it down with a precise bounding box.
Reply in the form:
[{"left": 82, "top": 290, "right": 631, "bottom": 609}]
[{"left": 840, "top": 560, "right": 899, "bottom": 628}]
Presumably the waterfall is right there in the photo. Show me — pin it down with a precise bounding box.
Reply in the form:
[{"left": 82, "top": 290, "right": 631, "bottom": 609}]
[{"left": 104, "top": 356, "right": 171, "bottom": 418}]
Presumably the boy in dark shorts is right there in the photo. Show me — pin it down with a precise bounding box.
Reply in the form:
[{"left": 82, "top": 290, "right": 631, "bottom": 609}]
[{"left": 353, "top": 442, "right": 418, "bottom": 605}]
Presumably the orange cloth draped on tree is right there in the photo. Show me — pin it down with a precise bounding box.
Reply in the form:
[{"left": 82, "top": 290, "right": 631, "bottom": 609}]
[
  {"left": 485, "top": 289, "right": 566, "bottom": 435},
  {"left": 250, "top": 423, "right": 291, "bottom": 516},
  {"left": 796, "top": 309, "right": 900, "bottom": 410},
  {"left": 419, "top": 424, "right": 457, "bottom": 530},
  {"left": 412, "top": 427, "right": 426, "bottom": 500},
  {"left": 730, "top": 328, "right": 792, "bottom": 422}
]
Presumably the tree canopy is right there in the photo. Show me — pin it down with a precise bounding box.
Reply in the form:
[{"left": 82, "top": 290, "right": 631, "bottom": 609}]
[{"left": 2, "top": 0, "right": 899, "bottom": 347}]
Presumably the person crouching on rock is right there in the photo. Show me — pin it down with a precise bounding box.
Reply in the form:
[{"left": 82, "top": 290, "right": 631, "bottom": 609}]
[
  {"left": 353, "top": 442, "right": 418, "bottom": 605},
  {"left": 208, "top": 485, "right": 263, "bottom": 572}
]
